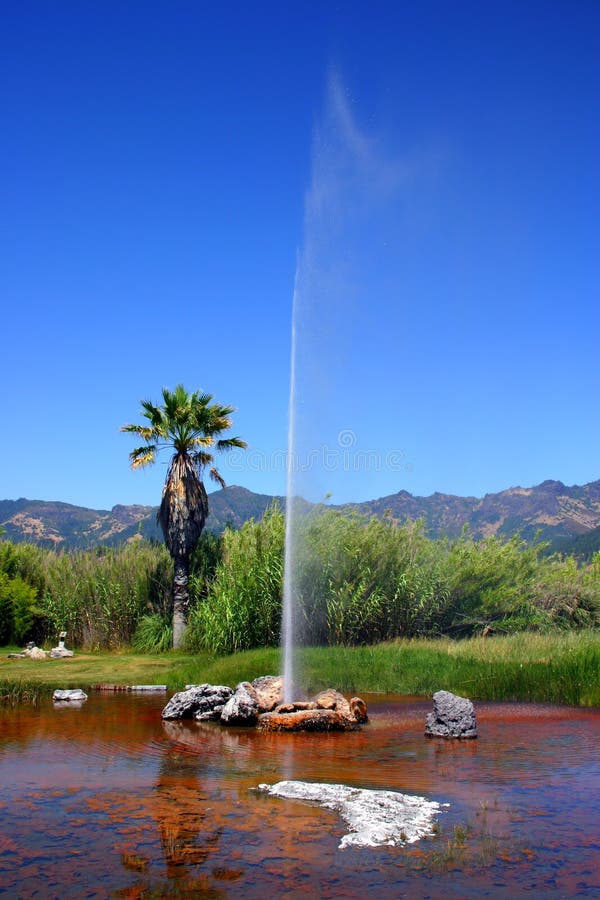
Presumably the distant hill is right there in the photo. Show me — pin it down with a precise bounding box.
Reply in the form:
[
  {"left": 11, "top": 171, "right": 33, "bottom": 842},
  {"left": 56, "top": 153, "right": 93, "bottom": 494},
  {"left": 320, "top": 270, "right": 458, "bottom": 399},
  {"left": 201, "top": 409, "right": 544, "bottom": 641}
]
[
  {"left": 0, "top": 487, "right": 283, "bottom": 550},
  {"left": 550, "top": 525, "right": 600, "bottom": 562},
  {"left": 1, "top": 479, "right": 599, "bottom": 552},
  {"left": 344, "top": 479, "right": 600, "bottom": 548}
]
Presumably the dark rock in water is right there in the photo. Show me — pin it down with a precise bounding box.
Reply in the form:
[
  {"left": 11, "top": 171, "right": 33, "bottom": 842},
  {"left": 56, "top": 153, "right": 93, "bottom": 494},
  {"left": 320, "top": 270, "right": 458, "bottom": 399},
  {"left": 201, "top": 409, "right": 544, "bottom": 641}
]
[
  {"left": 425, "top": 690, "right": 477, "bottom": 739},
  {"left": 220, "top": 682, "right": 259, "bottom": 726},
  {"left": 251, "top": 675, "right": 283, "bottom": 712},
  {"left": 257, "top": 708, "right": 361, "bottom": 733},
  {"left": 161, "top": 684, "right": 233, "bottom": 720}
]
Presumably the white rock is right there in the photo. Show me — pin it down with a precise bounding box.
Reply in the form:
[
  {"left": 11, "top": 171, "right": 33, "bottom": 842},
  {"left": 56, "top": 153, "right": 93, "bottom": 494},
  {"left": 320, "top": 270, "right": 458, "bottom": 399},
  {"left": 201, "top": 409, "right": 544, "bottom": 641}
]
[
  {"left": 25, "top": 647, "right": 48, "bottom": 660},
  {"left": 257, "top": 780, "right": 447, "bottom": 849},
  {"left": 52, "top": 689, "right": 88, "bottom": 702}
]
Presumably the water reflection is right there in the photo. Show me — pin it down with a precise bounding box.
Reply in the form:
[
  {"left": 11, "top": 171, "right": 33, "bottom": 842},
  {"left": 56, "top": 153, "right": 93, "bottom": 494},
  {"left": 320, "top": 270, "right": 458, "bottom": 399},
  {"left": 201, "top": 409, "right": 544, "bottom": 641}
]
[{"left": 0, "top": 693, "right": 598, "bottom": 897}]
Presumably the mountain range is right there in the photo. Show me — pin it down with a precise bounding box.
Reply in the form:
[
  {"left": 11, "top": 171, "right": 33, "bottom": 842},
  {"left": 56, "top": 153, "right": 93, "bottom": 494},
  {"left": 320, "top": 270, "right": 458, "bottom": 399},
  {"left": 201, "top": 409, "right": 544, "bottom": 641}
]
[{"left": 1, "top": 478, "right": 600, "bottom": 558}]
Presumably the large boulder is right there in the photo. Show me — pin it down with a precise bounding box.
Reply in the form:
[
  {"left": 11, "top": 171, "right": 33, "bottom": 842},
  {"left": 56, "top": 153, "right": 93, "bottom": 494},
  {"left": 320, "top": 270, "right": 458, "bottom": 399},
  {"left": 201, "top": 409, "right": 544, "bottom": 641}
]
[
  {"left": 251, "top": 675, "right": 284, "bottom": 712},
  {"left": 220, "top": 682, "right": 259, "bottom": 726},
  {"left": 161, "top": 684, "right": 233, "bottom": 721},
  {"left": 425, "top": 690, "right": 477, "bottom": 739}
]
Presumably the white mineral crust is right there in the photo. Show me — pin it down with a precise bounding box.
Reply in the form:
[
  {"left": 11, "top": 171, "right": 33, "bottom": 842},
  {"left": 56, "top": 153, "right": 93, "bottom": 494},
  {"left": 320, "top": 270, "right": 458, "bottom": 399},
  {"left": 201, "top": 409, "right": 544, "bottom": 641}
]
[{"left": 257, "top": 780, "right": 446, "bottom": 849}]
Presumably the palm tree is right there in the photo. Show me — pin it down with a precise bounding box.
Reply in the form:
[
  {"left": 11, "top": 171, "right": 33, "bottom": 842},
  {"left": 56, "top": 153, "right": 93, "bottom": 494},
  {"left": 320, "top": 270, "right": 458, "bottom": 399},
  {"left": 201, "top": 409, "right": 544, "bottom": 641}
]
[{"left": 122, "top": 384, "right": 247, "bottom": 648}]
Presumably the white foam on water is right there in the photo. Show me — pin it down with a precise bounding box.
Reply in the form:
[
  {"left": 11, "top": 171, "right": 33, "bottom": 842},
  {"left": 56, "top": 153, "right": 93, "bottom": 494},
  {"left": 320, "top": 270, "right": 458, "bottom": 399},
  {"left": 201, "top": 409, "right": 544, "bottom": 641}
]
[{"left": 257, "top": 779, "right": 447, "bottom": 849}]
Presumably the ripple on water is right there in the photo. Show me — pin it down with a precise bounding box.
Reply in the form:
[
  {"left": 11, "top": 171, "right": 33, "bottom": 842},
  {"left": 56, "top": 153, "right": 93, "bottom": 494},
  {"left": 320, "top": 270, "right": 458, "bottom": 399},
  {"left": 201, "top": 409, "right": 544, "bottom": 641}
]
[{"left": 0, "top": 694, "right": 599, "bottom": 898}]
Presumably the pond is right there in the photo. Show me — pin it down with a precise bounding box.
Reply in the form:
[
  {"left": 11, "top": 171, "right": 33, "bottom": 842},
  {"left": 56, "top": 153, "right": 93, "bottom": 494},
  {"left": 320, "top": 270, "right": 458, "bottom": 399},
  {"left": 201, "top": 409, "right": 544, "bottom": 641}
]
[{"left": 1, "top": 692, "right": 598, "bottom": 897}]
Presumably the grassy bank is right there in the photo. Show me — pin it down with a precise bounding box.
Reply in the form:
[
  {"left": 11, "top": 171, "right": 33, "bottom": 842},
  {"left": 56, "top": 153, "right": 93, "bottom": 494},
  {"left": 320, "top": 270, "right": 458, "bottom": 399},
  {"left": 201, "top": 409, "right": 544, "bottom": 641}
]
[
  {"left": 2, "top": 631, "right": 598, "bottom": 706},
  {"left": 0, "top": 650, "right": 214, "bottom": 701}
]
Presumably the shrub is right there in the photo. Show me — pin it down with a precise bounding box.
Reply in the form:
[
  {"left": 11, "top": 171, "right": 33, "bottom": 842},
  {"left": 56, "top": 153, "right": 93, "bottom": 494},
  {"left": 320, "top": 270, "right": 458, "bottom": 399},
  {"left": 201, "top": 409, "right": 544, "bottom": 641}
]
[
  {"left": 132, "top": 613, "right": 173, "bottom": 653},
  {"left": 186, "top": 505, "right": 284, "bottom": 653},
  {"left": 293, "top": 511, "right": 449, "bottom": 644},
  {"left": 0, "top": 572, "right": 41, "bottom": 645},
  {"left": 39, "top": 541, "right": 172, "bottom": 648},
  {"left": 531, "top": 552, "right": 600, "bottom": 628}
]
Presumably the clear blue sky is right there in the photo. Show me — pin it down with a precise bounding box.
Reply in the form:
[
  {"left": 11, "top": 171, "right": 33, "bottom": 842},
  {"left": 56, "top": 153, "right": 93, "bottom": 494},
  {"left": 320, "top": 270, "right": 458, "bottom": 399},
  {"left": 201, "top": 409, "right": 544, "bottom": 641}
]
[{"left": 1, "top": 1, "right": 598, "bottom": 509}]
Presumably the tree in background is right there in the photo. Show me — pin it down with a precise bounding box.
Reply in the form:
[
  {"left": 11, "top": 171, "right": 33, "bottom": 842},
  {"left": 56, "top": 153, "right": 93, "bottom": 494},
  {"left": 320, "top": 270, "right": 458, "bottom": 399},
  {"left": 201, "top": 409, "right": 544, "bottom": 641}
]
[{"left": 122, "top": 385, "right": 246, "bottom": 648}]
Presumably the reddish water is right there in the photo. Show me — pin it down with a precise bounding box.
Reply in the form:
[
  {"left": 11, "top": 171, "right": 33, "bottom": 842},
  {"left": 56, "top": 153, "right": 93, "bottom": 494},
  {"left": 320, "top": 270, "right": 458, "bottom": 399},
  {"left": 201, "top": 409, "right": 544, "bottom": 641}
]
[{"left": 0, "top": 693, "right": 598, "bottom": 898}]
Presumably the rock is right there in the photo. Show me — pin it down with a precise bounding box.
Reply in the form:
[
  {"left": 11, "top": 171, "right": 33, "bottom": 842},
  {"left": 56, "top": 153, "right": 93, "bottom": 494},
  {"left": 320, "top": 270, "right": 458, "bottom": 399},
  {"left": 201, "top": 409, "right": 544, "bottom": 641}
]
[
  {"left": 274, "top": 700, "right": 317, "bottom": 713},
  {"left": 257, "top": 781, "right": 446, "bottom": 848},
  {"left": 251, "top": 675, "right": 284, "bottom": 712},
  {"left": 260, "top": 690, "right": 368, "bottom": 732},
  {"left": 350, "top": 697, "right": 369, "bottom": 723},
  {"left": 49, "top": 632, "right": 74, "bottom": 658},
  {"left": 425, "top": 690, "right": 477, "bottom": 739},
  {"left": 161, "top": 684, "right": 233, "bottom": 720},
  {"left": 257, "top": 708, "right": 360, "bottom": 733},
  {"left": 7, "top": 652, "right": 26, "bottom": 658},
  {"left": 128, "top": 685, "right": 167, "bottom": 693},
  {"left": 53, "top": 689, "right": 88, "bottom": 702},
  {"left": 220, "top": 682, "right": 259, "bottom": 726},
  {"left": 23, "top": 644, "right": 46, "bottom": 659},
  {"left": 314, "top": 689, "right": 352, "bottom": 718}
]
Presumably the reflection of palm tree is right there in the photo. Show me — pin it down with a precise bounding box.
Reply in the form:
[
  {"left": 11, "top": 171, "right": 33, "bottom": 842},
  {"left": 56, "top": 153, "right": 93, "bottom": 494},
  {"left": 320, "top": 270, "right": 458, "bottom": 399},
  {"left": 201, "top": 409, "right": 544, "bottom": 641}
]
[
  {"left": 153, "top": 747, "right": 223, "bottom": 873},
  {"left": 122, "top": 385, "right": 246, "bottom": 647}
]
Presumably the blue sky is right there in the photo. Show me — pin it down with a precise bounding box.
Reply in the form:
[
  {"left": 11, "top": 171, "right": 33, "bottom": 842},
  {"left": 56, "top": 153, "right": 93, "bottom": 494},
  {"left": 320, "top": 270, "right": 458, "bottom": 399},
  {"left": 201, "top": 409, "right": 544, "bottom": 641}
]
[{"left": 1, "top": 1, "right": 598, "bottom": 509}]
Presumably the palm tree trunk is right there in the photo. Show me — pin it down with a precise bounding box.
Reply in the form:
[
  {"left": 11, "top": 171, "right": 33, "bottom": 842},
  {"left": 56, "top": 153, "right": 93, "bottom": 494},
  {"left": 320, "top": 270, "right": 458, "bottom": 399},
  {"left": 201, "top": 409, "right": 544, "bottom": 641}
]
[{"left": 172, "top": 555, "right": 189, "bottom": 649}]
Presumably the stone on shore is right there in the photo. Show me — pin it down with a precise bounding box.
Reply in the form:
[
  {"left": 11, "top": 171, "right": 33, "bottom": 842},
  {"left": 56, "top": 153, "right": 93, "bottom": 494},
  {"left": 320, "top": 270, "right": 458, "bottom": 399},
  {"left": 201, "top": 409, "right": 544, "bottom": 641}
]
[
  {"left": 50, "top": 647, "right": 74, "bottom": 658},
  {"left": 161, "top": 684, "right": 233, "bottom": 720},
  {"left": 50, "top": 632, "right": 75, "bottom": 658},
  {"left": 425, "top": 690, "right": 477, "bottom": 739}
]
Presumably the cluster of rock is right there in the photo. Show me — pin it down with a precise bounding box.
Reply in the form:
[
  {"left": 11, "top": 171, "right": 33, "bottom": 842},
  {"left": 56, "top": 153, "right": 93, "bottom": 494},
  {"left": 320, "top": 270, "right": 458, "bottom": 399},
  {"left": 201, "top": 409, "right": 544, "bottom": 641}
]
[
  {"left": 424, "top": 690, "right": 477, "bottom": 739},
  {"left": 7, "top": 632, "right": 74, "bottom": 660},
  {"left": 161, "top": 677, "right": 369, "bottom": 732},
  {"left": 7, "top": 642, "right": 48, "bottom": 660}
]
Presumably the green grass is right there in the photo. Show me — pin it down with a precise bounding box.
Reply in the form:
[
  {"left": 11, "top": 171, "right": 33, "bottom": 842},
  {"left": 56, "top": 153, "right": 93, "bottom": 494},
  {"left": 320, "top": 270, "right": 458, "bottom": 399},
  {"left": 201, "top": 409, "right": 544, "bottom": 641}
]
[
  {"left": 1, "top": 631, "right": 598, "bottom": 705},
  {"left": 0, "top": 649, "right": 215, "bottom": 694},
  {"left": 0, "top": 679, "right": 44, "bottom": 706}
]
